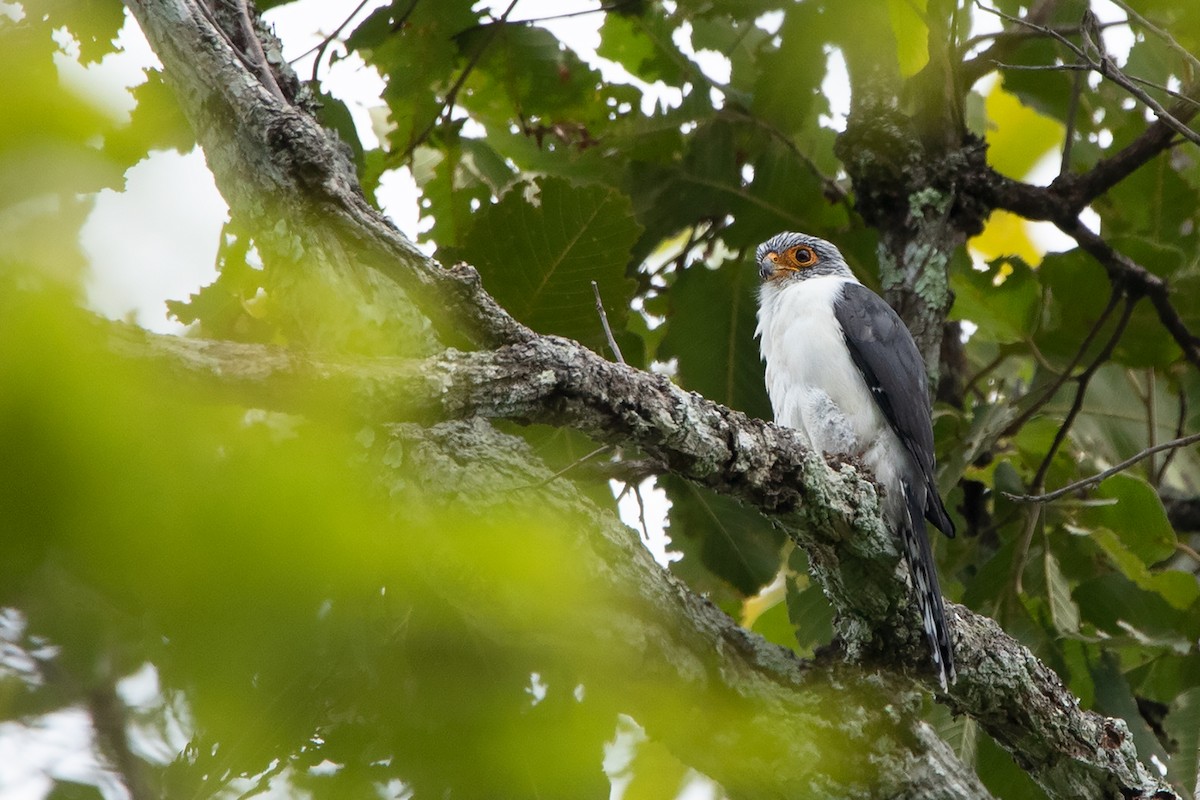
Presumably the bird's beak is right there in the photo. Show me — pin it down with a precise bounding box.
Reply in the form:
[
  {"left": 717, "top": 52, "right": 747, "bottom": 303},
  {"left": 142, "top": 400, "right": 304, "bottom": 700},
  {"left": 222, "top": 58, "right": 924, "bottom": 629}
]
[{"left": 758, "top": 251, "right": 784, "bottom": 281}]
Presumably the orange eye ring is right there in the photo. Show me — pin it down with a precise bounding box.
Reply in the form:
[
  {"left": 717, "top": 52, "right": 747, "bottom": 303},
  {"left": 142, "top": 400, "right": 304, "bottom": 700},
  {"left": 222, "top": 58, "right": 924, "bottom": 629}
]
[{"left": 789, "top": 244, "right": 817, "bottom": 267}]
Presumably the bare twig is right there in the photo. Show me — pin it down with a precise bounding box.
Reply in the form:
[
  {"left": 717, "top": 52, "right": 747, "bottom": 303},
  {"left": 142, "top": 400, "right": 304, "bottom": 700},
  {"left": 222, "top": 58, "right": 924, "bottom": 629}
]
[
  {"left": 455, "top": 0, "right": 640, "bottom": 34},
  {"left": 591, "top": 281, "right": 626, "bottom": 364},
  {"left": 1005, "top": 430, "right": 1200, "bottom": 503},
  {"left": 308, "top": 0, "right": 373, "bottom": 84},
  {"left": 976, "top": 1, "right": 1200, "bottom": 147},
  {"left": 508, "top": 444, "right": 614, "bottom": 492},
  {"left": 1108, "top": 0, "right": 1200, "bottom": 81}
]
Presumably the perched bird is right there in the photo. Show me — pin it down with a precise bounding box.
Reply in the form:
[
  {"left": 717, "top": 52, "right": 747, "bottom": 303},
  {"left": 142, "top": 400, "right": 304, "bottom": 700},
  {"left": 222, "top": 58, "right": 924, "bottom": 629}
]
[{"left": 754, "top": 231, "right": 956, "bottom": 688}]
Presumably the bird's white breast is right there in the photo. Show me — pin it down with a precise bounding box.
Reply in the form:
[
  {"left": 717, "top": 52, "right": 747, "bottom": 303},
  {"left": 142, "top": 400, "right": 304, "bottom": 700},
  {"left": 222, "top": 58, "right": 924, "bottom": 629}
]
[{"left": 756, "top": 276, "right": 906, "bottom": 512}]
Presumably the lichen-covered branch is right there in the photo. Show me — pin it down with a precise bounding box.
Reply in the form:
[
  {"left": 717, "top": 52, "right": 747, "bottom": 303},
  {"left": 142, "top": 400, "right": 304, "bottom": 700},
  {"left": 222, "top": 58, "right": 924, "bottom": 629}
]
[{"left": 112, "top": 324, "right": 1177, "bottom": 800}]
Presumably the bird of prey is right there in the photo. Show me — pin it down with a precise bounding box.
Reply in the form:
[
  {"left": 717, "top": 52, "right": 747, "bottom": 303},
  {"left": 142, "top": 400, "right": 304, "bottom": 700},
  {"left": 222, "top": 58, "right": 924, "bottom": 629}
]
[{"left": 754, "top": 231, "right": 956, "bottom": 689}]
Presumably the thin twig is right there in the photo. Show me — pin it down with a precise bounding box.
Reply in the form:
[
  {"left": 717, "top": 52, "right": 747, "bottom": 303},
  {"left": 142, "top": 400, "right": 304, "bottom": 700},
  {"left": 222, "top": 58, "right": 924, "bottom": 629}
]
[
  {"left": 507, "top": 444, "right": 614, "bottom": 492},
  {"left": 1177, "top": 540, "right": 1200, "bottom": 566},
  {"left": 976, "top": 1, "right": 1200, "bottom": 147},
  {"left": 308, "top": 0, "right": 373, "bottom": 84},
  {"left": 632, "top": 481, "right": 652, "bottom": 544},
  {"left": 1108, "top": 0, "right": 1200, "bottom": 81},
  {"left": 990, "top": 63, "right": 1200, "bottom": 109},
  {"left": 591, "top": 281, "right": 625, "bottom": 364},
  {"left": 456, "top": 0, "right": 640, "bottom": 34},
  {"left": 1005, "top": 430, "right": 1200, "bottom": 503}
]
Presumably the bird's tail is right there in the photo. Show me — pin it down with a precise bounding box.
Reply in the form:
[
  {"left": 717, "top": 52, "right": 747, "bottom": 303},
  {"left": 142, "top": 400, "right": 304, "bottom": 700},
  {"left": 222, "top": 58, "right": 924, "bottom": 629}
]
[{"left": 902, "top": 482, "right": 955, "bottom": 690}]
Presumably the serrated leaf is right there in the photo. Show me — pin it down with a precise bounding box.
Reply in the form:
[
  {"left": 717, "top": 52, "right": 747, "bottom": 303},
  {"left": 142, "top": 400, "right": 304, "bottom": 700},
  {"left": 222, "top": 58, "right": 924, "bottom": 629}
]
[
  {"left": 597, "top": 9, "right": 685, "bottom": 86},
  {"left": 448, "top": 176, "right": 641, "bottom": 350},
  {"left": 659, "top": 258, "right": 771, "bottom": 419}
]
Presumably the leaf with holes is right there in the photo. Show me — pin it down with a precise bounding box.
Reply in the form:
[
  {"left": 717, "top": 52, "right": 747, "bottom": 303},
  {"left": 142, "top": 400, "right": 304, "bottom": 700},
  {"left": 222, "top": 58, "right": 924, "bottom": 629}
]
[{"left": 446, "top": 176, "right": 641, "bottom": 351}]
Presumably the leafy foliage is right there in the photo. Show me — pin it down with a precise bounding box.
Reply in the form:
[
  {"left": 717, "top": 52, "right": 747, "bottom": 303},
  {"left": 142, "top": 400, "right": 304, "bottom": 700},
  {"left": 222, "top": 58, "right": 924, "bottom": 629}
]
[{"left": 7, "top": 0, "right": 1200, "bottom": 797}]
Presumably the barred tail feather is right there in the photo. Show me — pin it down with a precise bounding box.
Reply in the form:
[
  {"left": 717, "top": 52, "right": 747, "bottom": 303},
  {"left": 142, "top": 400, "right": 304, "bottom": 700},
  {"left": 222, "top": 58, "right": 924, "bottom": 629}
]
[{"left": 902, "top": 482, "right": 955, "bottom": 690}]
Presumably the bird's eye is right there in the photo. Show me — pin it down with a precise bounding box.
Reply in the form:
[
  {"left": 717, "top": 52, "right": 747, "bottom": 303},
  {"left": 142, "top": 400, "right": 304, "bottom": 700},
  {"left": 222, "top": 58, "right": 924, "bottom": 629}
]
[{"left": 790, "top": 245, "right": 817, "bottom": 266}]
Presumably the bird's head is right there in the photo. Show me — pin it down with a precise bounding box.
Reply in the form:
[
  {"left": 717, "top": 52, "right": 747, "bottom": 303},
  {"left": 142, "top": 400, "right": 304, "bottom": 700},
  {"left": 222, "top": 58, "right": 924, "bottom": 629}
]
[{"left": 756, "top": 232, "right": 852, "bottom": 283}]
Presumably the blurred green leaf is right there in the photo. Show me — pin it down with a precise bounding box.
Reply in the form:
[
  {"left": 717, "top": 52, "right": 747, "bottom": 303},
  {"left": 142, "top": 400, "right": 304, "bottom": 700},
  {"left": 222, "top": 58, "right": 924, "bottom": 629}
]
[{"left": 1091, "top": 528, "right": 1200, "bottom": 611}]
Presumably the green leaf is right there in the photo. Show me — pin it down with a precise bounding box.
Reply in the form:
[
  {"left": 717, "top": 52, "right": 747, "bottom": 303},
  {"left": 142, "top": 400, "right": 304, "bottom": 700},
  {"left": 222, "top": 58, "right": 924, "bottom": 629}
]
[
  {"left": 1044, "top": 549, "right": 1080, "bottom": 634},
  {"left": 1090, "top": 652, "right": 1170, "bottom": 771},
  {"left": 949, "top": 257, "right": 1041, "bottom": 345},
  {"left": 43, "top": 0, "right": 125, "bottom": 64},
  {"left": 659, "top": 258, "right": 772, "bottom": 420},
  {"left": 785, "top": 549, "right": 834, "bottom": 657},
  {"left": 886, "top": 0, "right": 929, "bottom": 77},
  {"left": 751, "top": 5, "right": 826, "bottom": 133},
  {"left": 1079, "top": 474, "right": 1176, "bottom": 566},
  {"left": 1164, "top": 687, "right": 1200, "bottom": 799},
  {"left": 663, "top": 475, "right": 786, "bottom": 598},
  {"left": 347, "top": 0, "right": 480, "bottom": 154},
  {"left": 597, "top": 8, "right": 686, "bottom": 87},
  {"left": 1091, "top": 528, "right": 1199, "bottom": 611},
  {"left": 446, "top": 176, "right": 641, "bottom": 351}
]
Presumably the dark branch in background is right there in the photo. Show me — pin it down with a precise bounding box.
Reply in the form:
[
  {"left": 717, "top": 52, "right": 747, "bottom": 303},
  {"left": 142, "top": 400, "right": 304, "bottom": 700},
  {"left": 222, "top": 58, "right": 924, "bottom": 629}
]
[
  {"left": 399, "top": 0, "right": 520, "bottom": 162},
  {"left": 1156, "top": 388, "right": 1189, "bottom": 485},
  {"left": 1030, "top": 293, "right": 1136, "bottom": 493},
  {"left": 1006, "top": 430, "right": 1200, "bottom": 503},
  {"left": 1001, "top": 288, "right": 1122, "bottom": 438},
  {"left": 985, "top": 181, "right": 1200, "bottom": 372},
  {"left": 1011, "top": 295, "right": 1135, "bottom": 589},
  {"left": 88, "top": 679, "right": 151, "bottom": 800}
]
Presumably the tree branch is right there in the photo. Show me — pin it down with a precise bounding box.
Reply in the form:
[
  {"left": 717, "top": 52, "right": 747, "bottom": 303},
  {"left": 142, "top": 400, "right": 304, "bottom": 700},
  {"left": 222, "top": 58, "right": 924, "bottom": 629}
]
[
  {"left": 1006, "top": 430, "right": 1200, "bottom": 504},
  {"left": 110, "top": 323, "right": 1179, "bottom": 800}
]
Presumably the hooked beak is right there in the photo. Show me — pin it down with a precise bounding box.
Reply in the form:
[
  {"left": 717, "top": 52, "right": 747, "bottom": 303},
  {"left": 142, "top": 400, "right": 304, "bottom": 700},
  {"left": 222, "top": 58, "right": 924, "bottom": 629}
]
[{"left": 758, "top": 251, "right": 785, "bottom": 281}]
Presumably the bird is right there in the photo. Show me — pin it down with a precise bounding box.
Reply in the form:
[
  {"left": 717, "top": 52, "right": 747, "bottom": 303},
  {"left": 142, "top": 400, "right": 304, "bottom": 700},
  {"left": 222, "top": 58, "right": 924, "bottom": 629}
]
[{"left": 754, "top": 231, "right": 956, "bottom": 689}]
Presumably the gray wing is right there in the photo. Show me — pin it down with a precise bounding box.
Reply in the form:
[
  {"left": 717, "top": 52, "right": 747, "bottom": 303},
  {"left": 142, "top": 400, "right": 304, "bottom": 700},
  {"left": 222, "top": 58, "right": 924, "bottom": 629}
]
[{"left": 833, "top": 282, "right": 954, "bottom": 538}]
